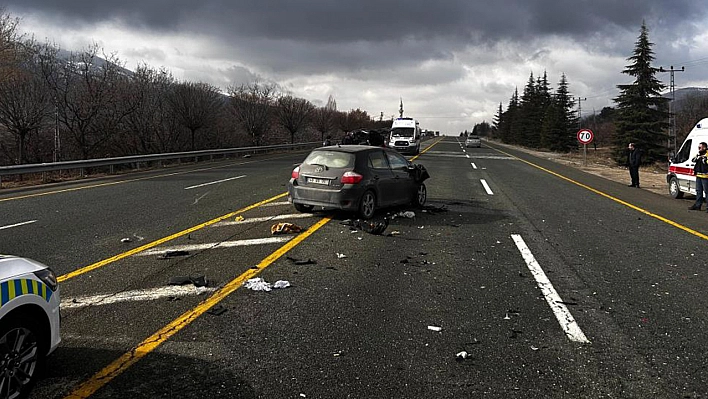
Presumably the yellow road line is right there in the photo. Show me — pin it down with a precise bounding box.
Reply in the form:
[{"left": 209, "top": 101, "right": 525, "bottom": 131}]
[
  {"left": 410, "top": 137, "right": 444, "bottom": 161},
  {"left": 64, "top": 216, "right": 332, "bottom": 399},
  {"left": 491, "top": 145, "right": 708, "bottom": 241},
  {"left": 57, "top": 192, "right": 288, "bottom": 282}
]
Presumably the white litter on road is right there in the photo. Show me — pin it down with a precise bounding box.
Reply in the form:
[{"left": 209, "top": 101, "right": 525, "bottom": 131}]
[
  {"left": 336, "top": 253, "right": 347, "bottom": 259},
  {"left": 243, "top": 278, "right": 291, "bottom": 292},
  {"left": 136, "top": 237, "right": 292, "bottom": 256},
  {"left": 61, "top": 285, "right": 215, "bottom": 310},
  {"left": 511, "top": 234, "right": 590, "bottom": 343},
  {"left": 428, "top": 325, "right": 442, "bottom": 332}
]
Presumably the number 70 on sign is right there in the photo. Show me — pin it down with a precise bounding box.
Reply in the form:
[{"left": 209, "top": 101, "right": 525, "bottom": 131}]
[{"left": 577, "top": 129, "right": 594, "bottom": 145}]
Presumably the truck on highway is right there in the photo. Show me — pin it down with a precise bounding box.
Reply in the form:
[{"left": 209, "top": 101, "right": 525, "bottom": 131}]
[{"left": 389, "top": 117, "right": 421, "bottom": 155}]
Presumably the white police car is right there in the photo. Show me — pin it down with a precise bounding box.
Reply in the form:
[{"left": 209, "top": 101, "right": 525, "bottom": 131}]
[{"left": 0, "top": 255, "right": 60, "bottom": 398}]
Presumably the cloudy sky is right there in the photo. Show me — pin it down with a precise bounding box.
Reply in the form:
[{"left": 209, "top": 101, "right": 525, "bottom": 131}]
[{"left": 5, "top": 1, "right": 708, "bottom": 134}]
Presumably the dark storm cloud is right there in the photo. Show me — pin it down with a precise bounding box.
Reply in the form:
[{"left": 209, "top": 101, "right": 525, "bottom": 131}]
[{"left": 6, "top": 0, "right": 707, "bottom": 44}]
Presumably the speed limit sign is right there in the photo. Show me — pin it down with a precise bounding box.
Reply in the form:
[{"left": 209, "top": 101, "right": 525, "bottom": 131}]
[{"left": 577, "top": 129, "right": 594, "bottom": 145}]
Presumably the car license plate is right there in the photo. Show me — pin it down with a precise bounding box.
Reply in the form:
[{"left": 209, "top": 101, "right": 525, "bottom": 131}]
[{"left": 308, "top": 177, "right": 329, "bottom": 185}]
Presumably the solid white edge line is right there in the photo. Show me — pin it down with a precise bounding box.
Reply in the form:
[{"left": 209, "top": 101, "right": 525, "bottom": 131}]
[
  {"left": 136, "top": 236, "right": 292, "bottom": 256},
  {"left": 185, "top": 175, "right": 246, "bottom": 190},
  {"left": 61, "top": 285, "right": 217, "bottom": 310},
  {"left": 471, "top": 163, "right": 477, "bottom": 170},
  {"left": 0, "top": 220, "right": 37, "bottom": 230},
  {"left": 480, "top": 179, "right": 494, "bottom": 195},
  {"left": 511, "top": 234, "right": 590, "bottom": 343}
]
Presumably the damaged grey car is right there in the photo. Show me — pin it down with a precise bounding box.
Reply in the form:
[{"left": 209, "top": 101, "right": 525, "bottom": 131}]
[{"left": 288, "top": 145, "right": 430, "bottom": 219}]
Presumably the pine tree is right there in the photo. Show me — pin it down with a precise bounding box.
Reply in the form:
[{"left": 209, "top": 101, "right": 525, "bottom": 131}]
[
  {"left": 613, "top": 22, "right": 668, "bottom": 164},
  {"left": 492, "top": 102, "right": 503, "bottom": 138},
  {"left": 541, "top": 73, "right": 577, "bottom": 151},
  {"left": 519, "top": 72, "right": 540, "bottom": 147}
]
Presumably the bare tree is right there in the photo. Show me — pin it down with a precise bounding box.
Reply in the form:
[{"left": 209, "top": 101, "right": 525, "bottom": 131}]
[
  {"left": 40, "top": 43, "right": 137, "bottom": 159},
  {"left": 0, "top": 8, "right": 24, "bottom": 82},
  {"left": 276, "top": 95, "right": 314, "bottom": 144},
  {"left": 338, "top": 108, "right": 371, "bottom": 132},
  {"left": 0, "top": 44, "right": 52, "bottom": 164},
  {"left": 166, "top": 81, "right": 223, "bottom": 151},
  {"left": 676, "top": 93, "right": 708, "bottom": 144},
  {"left": 312, "top": 94, "right": 337, "bottom": 143},
  {"left": 228, "top": 81, "right": 279, "bottom": 146}
]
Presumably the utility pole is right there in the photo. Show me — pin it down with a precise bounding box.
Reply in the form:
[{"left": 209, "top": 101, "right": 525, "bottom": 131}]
[
  {"left": 399, "top": 98, "right": 404, "bottom": 118},
  {"left": 575, "top": 97, "right": 587, "bottom": 128},
  {"left": 659, "top": 65, "right": 685, "bottom": 152}
]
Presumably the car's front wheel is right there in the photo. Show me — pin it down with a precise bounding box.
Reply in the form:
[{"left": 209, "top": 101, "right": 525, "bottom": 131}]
[
  {"left": 669, "top": 176, "right": 684, "bottom": 199},
  {"left": 358, "top": 190, "right": 376, "bottom": 219},
  {"left": 413, "top": 183, "right": 427, "bottom": 207},
  {"left": 0, "top": 316, "right": 45, "bottom": 399}
]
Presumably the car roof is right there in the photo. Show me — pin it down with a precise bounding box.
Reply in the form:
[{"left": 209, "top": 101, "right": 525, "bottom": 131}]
[
  {"left": 0, "top": 255, "right": 49, "bottom": 278},
  {"left": 316, "top": 145, "right": 385, "bottom": 153}
]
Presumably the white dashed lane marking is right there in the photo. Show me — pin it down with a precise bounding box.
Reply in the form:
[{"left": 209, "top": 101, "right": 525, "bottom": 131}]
[
  {"left": 184, "top": 175, "right": 246, "bottom": 190},
  {"left": 135, "top": 237, "right": 292, "bottom": 256},
  {"left": 62, "top": 285, "right": 217, "bottom": 310},
  {"left": 0, "top": 220, "right": 37, "bottom": 230},
  {"left": 511, "top": 234, "right": 590, "bottom": 343},
  {"left": 213, "top": 213, "right": 312, "bottom": 227},
  {"left": 480, "top": 179, "right": 494, "bottom": 195}
]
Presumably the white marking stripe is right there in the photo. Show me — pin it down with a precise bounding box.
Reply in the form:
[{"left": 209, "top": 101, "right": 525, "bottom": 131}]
[
  {"left": 471, "top": 163, "right": 477, "bottom": 169},
  {"left": 136, "top": 237, "right": 292, "bottom": 256},
  {"left": 469, "top": 155, "right": 515, "bottom": 160},
  {"left": 466, "top": 154, "right": 470, "bottom": 159},
  {"left": 213, "top": 213, "right": 312, "bottom": 226},
  {"left": 511, "top": 234, "right": 590, "bottom": 343},
  {"left": 480, "top": 179, "right": 494, "bottom": 195},
  {"left": 61, "top": 285, "right": 217, "bottom": 309},
  {"left": 0, "top": 220, "right": 37, "bottom": 230},
  {"left": 263, "top": 201, "right": 290, "bottom": 207},
  {"left": 185, "top": 175, "right": 246, "bottom": 190}
]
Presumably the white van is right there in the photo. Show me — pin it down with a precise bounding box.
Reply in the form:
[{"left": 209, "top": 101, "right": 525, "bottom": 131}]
[
  {"left": 668, "top": 117, "right": 708, "bottom": 198},
  {"left": 389, "top": 117, "right": 421, "bottom": 155}
]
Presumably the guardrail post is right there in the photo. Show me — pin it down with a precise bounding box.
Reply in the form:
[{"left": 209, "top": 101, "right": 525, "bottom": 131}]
[
  {"left": 0, "top": 175, "right": 2, "bottom": 189},
  {"left": 110, "top": 165, "right": 114, "bottom": 174}
]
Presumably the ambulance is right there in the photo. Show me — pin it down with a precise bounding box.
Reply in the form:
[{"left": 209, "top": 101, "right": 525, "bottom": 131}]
[
  {"left": 389, "top": 117, "right": 421, "bottom": 155},
  {"left": 668, "top": 117, "right": 708, "bottom": 198}
]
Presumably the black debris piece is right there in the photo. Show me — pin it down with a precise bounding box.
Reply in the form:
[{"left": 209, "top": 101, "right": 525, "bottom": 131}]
[
  {"left": 420, "top": 252, "right": 429, "bottom": 256},
  {"left": 400, "top": 259, "right": 410, "bottom": 264},
  {"left": 449, "top": 223, "right": 462, "bottom": 228},
  {"left": 341, "top": 218, "right": 389, "bottom": 235},
  {"left": 160, "top": 250, "right": 190, "bottom": 259},
  {"left": 168, "top": 275, "right": 208, "bottom": 287},
  {"left": 286, "top": 256, "right": 317, "bottom": 265},
  {"left": 325, "top": 266, "right": 338, "bottom": 270},
  {"left": 510, "top": 329, "right": 523, "bottom": 339},
  {"left": 167, "top": 296, "right": 181, "bottom": 302},
  {"left": 421, "top": 204, "right": 448, "bottom": 215},
  {"left": 207, "top": 305, "right": 227, "bottom": 316}
]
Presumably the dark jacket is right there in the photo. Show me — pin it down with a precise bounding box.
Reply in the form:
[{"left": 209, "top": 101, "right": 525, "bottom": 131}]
[
  {"left": 628, "top": 148, "right": 643, "bottom": 168},
  {"left": 693, "top": 150, "right": 708, "bottom": 178}
]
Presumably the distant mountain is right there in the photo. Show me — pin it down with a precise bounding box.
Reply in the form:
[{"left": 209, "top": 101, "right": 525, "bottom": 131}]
[
  {"left": 54, "top": 48, "right": 134, "bottom": 77},
  {"left": 664, "top": 87, "right": 708, "bottom": 112}
]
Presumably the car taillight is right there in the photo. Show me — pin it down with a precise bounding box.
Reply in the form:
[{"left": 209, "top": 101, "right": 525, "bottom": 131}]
[
  {"left": 291, "top": 166, "right": 300, "bottom": 179},
  {"left": 341, "top": 171, "right": 363, "bottom": 184}
]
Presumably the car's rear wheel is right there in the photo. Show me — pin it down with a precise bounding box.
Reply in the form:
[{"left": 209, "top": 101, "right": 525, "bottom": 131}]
[
  {"left": 358, "top": 191, "right": 376, "bottom": 219},
  {"left": 294, "top": 203, "right": 314, "bottom": 213},
  {"left": 413, "top": 183, "right": 427, "bottom": 207},
  {"left": 669, "top": 176, "right": 684, "bottom": 199},
  {"left": 0, "top": 316, "right": 44, "bottom": 399}
]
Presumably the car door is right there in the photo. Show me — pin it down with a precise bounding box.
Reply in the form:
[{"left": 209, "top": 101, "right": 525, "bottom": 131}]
[
  {"left": 367, "top": 150, "right": 396, "bottom": 206},
  {"left": 672, "top": 139, "right": 695, "bottom": 194},
  {"left": 385, "top": 150, "right": 415, "bottom": 205}
]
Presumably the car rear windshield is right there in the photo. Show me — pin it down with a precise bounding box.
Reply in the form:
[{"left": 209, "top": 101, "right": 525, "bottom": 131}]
[
  {"left": 304, "top": 150, "right": 356, "bottom": 168},
  {"left": 391, "top": 127, "right": 414, "bottom": 137}
]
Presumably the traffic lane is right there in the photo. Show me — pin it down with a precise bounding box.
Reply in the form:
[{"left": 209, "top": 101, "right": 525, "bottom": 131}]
[
  {"left": 485, "top": 142, "right": 708, "bottom": 237},
  {"left": 83, "top": 209, "right": 597, "bottom": 398},
  {"left": 478, "top": 145, "right": 708, "bottom": 396},
  {"left": 79, "top": 146, "right": 616, "bottom": 397},
  {"left": 0, "top": 152, "right": 307, "bottom": 275},
  {"left": 32, "top": 205, "right": 322, "bottom": 398}
]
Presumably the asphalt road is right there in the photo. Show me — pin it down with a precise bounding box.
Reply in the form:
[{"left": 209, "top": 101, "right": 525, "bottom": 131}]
[{"left": 2, "top": 137, "right": 708, "bottom": 398}]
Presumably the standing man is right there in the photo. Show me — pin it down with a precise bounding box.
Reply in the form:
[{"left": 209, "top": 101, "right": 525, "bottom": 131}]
[
  {"left": 627, "top": 143, "right": 643, "bottom": 188},
  {"left": 689, "top": 142, "right": 708, "bottom": 210}
]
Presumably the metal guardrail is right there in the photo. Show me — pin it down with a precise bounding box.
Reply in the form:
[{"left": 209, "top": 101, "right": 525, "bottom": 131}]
[{"left": 0, "top": 142, "right": 320, "bottom": 188}]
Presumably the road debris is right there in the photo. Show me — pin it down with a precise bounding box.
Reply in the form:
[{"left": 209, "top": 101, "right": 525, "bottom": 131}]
[
  {"left": 243, "top": 277, "right": 291, "bottom": 292},
  {"left": 286, "top": 256, "right": 317, "bottom": 265},
  {"left": 428, "top": 325, "right": 443, "bottom": 332},
  {"left": 340, "top": 219, "right": 389, "bottom": 235},
  {"left": 271, "top": 222, "right": 303, "bottom": 235},
  {"left": 207, "top": 305, "right": 228, "bottom": 316},
  {"left": 168, "top": 275, "right": 208, "bottom": 287},
  {"left": 336, "top": 253, "right": 347, "bottom": 259},
  {"left": 455, "top": 351, "right": 469, "bottom": 362},
  {"left": 387, "top": 230, "right": 401, "bottom": 237},
  {"left": 235, "top": 215, "right": 245, "bottom": 222},
  {"left": 120, "top": 237, "right": 131, "bottom": 243},
  {"left": 159, "top": 250, "right": 190, "bottom": 259},
  {"left": 391, "top": 211, "right": 416, "bottom": 219}
]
